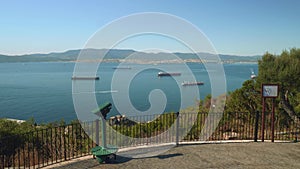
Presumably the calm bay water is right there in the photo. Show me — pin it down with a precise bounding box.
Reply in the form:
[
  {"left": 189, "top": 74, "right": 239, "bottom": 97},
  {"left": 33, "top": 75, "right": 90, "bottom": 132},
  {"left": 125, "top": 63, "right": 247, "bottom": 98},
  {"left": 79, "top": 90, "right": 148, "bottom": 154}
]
[{"left": 0, "top": 62, "right": 257, "bottom": 123}]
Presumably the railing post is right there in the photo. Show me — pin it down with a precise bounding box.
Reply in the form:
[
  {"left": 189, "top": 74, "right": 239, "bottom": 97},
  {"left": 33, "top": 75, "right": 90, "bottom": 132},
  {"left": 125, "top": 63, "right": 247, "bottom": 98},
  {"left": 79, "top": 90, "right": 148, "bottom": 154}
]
[
  {"left": 294, "top": 122, "right": 298, "bottom": 143},
  {"left": 176, "top": 112, "right": 180, "bottom": 146},
  {"left": 63, "top": 126, "right": 67, "bottom": 161},
  {"left": 1, "top": 155, "right": 4, "bottom": 169},
  {"left": 27, "top": 134, "right": 30, "bottom": 168},
  {"left": 18, "top": 148, "right": 20, "bottom": 169},
  {"left": 95, "top": 119, "right": 99, "bottom": 146},
  {"left": 254, "top": 110, "right": 259, "bottom": 142},
  {"left": 102, "top": 118, "right": 107, "bottom": 148},
  {"left": 31, "top": 132, "right": 35, "bottom": 169},
  {"left": 42, "top": 129, "right": 45, "bottom": 166},
  {"left": 271, "top": 98, "right": 275, "bottom": 142},
  {"left": 261, "top": 97, "right": 266, "bottom": 142}
]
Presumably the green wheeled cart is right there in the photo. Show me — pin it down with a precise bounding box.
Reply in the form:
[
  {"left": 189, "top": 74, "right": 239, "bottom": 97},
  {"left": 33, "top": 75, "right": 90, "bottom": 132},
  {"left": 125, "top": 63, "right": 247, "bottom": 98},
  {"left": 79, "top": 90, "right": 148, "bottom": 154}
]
[{"left": 91, "top": 146, "right": 118, "bottom": 163}]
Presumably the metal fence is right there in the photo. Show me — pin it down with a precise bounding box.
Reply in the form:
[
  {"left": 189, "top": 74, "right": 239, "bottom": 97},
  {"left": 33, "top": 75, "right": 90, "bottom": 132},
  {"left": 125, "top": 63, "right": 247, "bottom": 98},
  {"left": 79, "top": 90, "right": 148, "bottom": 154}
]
[
  {"left": 1, "top": 111, "right": 299, "bottom": 168},
  {"left": 0, "top": 123, "right": 96, "bottom": 169}
]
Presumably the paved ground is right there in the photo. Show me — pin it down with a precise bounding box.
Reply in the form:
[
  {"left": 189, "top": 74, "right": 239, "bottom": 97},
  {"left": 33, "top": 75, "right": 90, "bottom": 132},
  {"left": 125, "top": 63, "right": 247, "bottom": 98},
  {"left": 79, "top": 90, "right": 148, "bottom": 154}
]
[{"left": 47, "top": 142, "right": 300, "bottom": 169}]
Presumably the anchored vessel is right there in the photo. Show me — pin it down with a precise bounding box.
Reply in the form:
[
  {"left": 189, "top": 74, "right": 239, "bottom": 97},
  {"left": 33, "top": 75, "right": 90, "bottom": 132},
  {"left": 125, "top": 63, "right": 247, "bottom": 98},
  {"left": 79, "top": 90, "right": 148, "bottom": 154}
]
[
  {"left": 112, "top": 66, "right": 131, "bottom": 69},
  {"left": 181, "top": 81, "right": 204, "bottom": 86},
  {"left": 71, "top": 76, "right": 100, "bottom": 80},
  {"left": 158, "top": 71, "right": 181, "bottom": 76}
]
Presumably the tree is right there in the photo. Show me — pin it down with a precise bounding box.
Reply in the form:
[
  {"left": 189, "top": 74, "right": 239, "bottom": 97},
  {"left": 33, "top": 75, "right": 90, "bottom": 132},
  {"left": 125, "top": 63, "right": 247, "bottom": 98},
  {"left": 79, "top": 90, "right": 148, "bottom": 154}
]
[
  {"left": 225, "top": 48, "right": 300, "bottom": 126},
  {"left": 198, "top": 94, "right": 212, "bottom": 113},
  {"left": 0, "top": 119, "right": 36, "bottom": 167},
  {"left": 256, "top": 48, "right": 300, "bottom": 125},
  {"left": 225, "top": 79, "right": 260, "bottom": 114}
]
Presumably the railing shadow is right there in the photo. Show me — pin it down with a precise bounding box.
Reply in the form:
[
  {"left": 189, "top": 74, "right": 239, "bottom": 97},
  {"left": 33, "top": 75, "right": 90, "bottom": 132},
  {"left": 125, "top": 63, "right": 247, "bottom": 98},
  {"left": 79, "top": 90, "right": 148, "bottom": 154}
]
[{"left": 109, "top": 153, "right": 183, "bottom": 164}]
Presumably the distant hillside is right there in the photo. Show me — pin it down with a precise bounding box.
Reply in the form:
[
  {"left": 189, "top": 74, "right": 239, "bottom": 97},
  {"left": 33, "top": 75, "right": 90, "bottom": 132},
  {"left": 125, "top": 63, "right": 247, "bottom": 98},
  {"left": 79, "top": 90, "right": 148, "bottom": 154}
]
[
  {"left": 174, "top": 52, "right": 261, "bottom": 62},
  {"left": 219, "top": 54, "right": 261, "bottom": 62},
  {"left": 0, "top": 49, "right": 260, "bottom": 63}
]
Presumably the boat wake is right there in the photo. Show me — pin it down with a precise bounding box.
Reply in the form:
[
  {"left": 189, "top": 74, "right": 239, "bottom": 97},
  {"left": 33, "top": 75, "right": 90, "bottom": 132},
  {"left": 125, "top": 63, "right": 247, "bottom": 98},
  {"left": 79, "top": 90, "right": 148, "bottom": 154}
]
[{"left": 72, "top": 90, "right": 118, "bottom": 94}]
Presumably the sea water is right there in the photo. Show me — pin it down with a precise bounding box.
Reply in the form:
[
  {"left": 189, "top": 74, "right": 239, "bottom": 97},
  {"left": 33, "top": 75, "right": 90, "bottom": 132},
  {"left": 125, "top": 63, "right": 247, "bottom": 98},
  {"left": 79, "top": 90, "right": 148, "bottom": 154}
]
[{"left": 0, "top": 62, "right": 257, "bottom": 123}]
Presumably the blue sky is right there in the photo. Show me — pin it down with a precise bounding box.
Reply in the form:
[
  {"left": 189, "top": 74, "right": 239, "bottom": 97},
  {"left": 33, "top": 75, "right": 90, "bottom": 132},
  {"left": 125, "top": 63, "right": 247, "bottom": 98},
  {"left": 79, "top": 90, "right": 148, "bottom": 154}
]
[{"left": 1, "top": 0, "right": 300, "bottom": 55}]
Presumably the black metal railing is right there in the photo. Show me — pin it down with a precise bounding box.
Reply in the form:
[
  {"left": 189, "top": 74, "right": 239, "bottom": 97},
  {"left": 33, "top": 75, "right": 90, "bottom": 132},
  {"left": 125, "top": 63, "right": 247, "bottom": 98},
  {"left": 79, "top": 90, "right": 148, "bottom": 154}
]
[
  {"left": 1, "top": 111, "right": 299, "bottom": 168},
  {"left": 0, "top": 122, "right": 96, "bottom": 169}
]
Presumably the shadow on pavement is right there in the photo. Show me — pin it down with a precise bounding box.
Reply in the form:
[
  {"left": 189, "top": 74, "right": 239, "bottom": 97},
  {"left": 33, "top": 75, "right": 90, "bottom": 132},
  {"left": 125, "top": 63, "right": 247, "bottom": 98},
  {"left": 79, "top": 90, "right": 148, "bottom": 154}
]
[{"left": 110, "top": 153, "right": 183, "bottom": 164}]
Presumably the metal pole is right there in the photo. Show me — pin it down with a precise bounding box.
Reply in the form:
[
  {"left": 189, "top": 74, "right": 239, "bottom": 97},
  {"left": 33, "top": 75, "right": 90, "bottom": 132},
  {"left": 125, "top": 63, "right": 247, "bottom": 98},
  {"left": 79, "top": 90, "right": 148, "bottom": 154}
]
[
  {"left": 254, "top": 110, "right": 259, "bottom": 142},
  {"left": 271, "top": 98, "right": 275, "bottom": 142},
  {"left": 102, "top": 117, "right": 107, "bottom": 148},
  {"left": 95, "top": 119, "right": 99, "bottom": 146},
  {"left": 261, "top": 97, "right": 266, "bottom": 142},
  {"left": 295, "top": 122, "right": 298, "bottom": 143},
  {"left": 176, "top": 112, "right": 180, "bottom": 146}
]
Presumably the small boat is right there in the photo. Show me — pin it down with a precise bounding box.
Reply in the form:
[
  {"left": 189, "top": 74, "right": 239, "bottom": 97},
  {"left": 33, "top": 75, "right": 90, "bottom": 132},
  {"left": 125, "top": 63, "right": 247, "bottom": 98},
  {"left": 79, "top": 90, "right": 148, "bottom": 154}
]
[
  {"left": 250, "top": 68, "right": 257, "bottom": 79},
  {"left": 181, "top": 81, "right": 204, "bottom": 86},
  {"left": 158, "top": 72, "right": 181, "bottom": 76},
  {"left": 250, "top": 74, "right": 257, "bottom": 79},
  {"left": 72, "top": 76, "right": 100, "bottom": 80}
]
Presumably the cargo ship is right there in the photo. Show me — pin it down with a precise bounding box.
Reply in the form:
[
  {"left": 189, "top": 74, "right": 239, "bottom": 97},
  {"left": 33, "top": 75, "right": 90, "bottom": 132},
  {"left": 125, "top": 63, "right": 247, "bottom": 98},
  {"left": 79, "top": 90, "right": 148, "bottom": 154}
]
[
  {"left": 158, "top": 72, "right": 181, "bottom": 76},
  {"left": 181, "top": 81, "right": 204, "bottom": 86},
  {"left": 71, "top": 76, "right": 100, "bottom": 80}
]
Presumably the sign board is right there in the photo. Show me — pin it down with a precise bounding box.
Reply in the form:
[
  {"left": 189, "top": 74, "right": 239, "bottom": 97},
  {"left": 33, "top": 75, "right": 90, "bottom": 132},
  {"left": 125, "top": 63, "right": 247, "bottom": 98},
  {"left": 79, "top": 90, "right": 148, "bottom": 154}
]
[{"left": 262, "top": 84, "right": 279, "bottom": 98}]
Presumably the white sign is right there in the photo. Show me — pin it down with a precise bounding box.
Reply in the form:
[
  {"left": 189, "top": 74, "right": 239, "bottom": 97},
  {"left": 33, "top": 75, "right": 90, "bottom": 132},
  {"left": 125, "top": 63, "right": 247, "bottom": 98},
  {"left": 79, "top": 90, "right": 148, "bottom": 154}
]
[{"left": 262, "top": 85, "right": 279, "bottom": 98}]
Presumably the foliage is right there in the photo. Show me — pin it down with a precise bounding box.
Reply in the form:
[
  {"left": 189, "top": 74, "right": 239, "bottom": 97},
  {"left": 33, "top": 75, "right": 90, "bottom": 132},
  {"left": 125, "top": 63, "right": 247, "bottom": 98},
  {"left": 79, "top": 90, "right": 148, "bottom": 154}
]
[
  {"left": 256, "top": 48, "right": 300, "bottom": 124},
  {"left": 0, "top": 118, "right": 36, "bottom": 139},
  {"left": 198, "top": 94, "right": 212, "bottom": 113},
  {"left": 225, "top": 80, "right": 261, "bottom": 114},
  {"left": 0, "top": 118, "right": 37, "bottom": 166},
  {"left": 111, "top": 112, "right": 177, "bottom": 138},
  {"left": 225, "top": 48, "right": 300, "bottom": 125}
]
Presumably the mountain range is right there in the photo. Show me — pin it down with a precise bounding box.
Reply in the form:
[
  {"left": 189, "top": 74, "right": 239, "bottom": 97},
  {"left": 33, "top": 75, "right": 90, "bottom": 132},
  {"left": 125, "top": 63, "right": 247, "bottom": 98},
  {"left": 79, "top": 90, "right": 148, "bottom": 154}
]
[{"left": 0, "top": 49, "right": 261, "bottom": 63}]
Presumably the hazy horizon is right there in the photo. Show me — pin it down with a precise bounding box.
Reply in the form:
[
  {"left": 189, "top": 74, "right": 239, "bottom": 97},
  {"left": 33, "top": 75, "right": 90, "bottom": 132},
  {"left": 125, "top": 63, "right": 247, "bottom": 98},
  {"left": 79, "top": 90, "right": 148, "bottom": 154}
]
[{"left": 0, "top": 48, "right": 262, "bottom": 57}]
